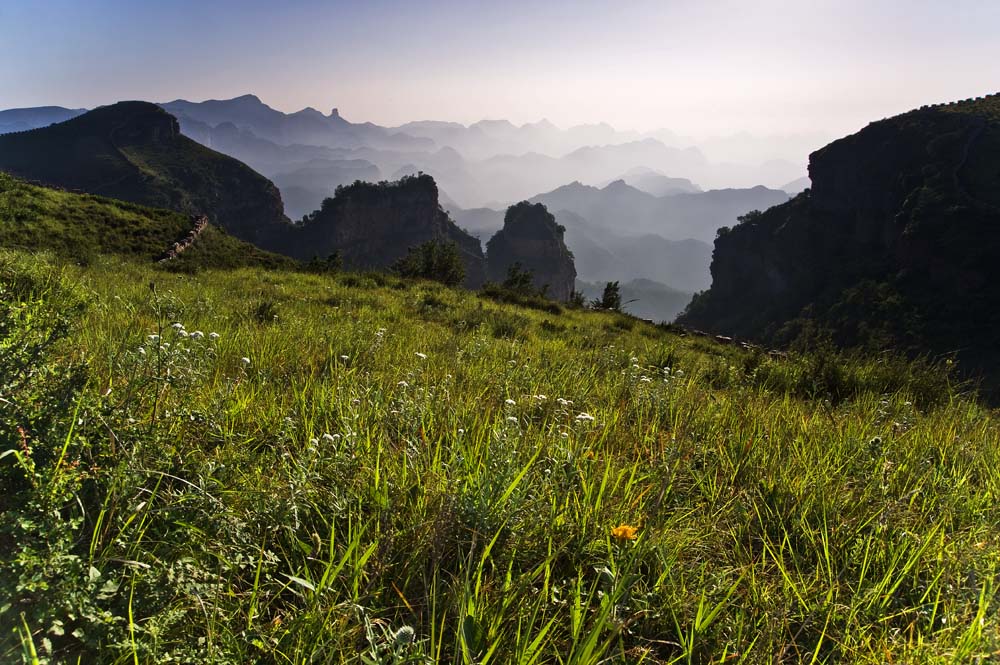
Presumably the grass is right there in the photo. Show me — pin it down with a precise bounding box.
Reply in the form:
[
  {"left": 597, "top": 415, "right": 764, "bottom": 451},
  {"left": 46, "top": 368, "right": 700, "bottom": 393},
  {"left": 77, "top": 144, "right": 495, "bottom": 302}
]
[
  {"left": 0, "top": 171, "right": 296, "bottom": 271},
  {"left": 1, "top": 249, "right": 999, "bottom": 663}
]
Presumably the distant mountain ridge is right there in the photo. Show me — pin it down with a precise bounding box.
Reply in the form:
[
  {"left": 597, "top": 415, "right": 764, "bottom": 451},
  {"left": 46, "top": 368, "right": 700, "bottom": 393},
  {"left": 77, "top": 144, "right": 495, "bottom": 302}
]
[
  {"left": 160, "top": 94, "right": 433, "bottom": 152},
  {"left": 0, "top": 106, "right": 86, "bottom": 134},
  {"left": 529, "top": 179, "right": 789, "bottom": 244},
  {"left": 3, "top": 94, "right": 808, "bottom": 208}
]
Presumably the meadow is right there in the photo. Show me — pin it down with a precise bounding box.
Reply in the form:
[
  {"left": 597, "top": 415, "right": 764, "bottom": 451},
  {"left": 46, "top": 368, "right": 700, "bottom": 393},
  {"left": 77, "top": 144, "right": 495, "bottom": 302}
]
[{"left": 2, "top": 249, "right": 998, "bottom": 663}]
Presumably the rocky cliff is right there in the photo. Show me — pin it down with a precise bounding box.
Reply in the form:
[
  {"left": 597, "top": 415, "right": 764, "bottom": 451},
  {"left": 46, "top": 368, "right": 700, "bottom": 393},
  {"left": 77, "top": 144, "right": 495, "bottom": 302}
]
[
  {"left": 679, "top": 93, "right": 1000, "bottom": 384},
  {"left": 0, "top": 101, "right": 291, "bottom": 247},
  {"left": 486, "top": 202, "right": 577, "bottom": 301},
  {"left": 281, "top": 174, "right": 486, "bottom": 288}
]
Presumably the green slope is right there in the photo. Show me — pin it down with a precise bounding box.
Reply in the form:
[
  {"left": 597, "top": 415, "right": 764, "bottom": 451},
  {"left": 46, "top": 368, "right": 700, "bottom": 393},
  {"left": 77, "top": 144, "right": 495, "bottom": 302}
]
[
  {"left": 0, "top": 171, "right": 295, "bottom": 271},
  {"left": 1, "top": 245, "right": 996, "bottom": 663},
  {"left": 0, "top": 101, "right": 291, "bottom": 247}
]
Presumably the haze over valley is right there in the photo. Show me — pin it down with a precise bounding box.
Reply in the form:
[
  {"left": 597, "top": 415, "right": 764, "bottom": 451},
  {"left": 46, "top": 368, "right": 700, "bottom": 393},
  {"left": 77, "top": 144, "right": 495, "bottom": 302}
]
[{"left": 1, "top": 94, "right": 801, "bottom": 320}]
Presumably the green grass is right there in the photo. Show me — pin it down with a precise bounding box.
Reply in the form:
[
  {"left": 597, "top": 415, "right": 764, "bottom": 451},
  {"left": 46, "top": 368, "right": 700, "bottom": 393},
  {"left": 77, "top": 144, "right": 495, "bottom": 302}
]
[
  {"left": 1, "top": 249, "right": 999, "bottom": 663},
  {"left": 0, "top": 172, "right": 296, "bottom": 271}
]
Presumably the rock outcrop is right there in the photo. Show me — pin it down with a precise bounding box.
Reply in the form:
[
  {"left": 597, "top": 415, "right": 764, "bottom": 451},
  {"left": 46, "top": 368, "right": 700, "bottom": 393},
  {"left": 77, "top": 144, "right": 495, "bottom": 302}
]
[
  {"left": 0, "top": 101, "right": 291, "bottom": 247},
  {"left": 486, "top": 202, "right": 577, "bottom": 301},
  {"left": 679, "top": 93, "right": 1000, "bottom": 385},
  {"left": 280, "top": 174, "right": 486, "bottom": 288}
]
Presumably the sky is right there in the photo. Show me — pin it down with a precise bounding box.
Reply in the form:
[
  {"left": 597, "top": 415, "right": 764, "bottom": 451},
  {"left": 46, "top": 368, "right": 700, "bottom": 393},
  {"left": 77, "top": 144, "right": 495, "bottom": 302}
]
[{"left": 1, "top": 0, "right": 999, "bottom": 139}]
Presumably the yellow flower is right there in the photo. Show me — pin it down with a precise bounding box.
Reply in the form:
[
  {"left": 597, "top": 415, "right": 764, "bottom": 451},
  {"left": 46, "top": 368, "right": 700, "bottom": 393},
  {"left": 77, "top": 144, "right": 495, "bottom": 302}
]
[{"left": 611, "top": 524, "right": 639, "bottom": 541}]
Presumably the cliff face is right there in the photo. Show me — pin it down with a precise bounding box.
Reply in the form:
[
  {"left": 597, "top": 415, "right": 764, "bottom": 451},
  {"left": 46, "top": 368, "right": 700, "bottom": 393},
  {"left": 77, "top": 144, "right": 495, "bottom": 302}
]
[
  {"left": 679, "top": 94, "right": 1000, "bottom": 381},
  {"left": 486, "top": 202, "right": 577, "bottom": 301},
  {"left": 283, "top": 174, "right": 486, "bottom": 288},
  {"left": 0, "top": 101, "right": 291, "bottom": 246}
]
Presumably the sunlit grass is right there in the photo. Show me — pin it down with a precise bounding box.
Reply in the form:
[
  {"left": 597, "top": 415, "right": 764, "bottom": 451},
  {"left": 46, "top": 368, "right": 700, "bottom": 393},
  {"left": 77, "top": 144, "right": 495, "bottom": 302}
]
[{"left": 1, "top": 249, "right": 998, "bottom": 663}]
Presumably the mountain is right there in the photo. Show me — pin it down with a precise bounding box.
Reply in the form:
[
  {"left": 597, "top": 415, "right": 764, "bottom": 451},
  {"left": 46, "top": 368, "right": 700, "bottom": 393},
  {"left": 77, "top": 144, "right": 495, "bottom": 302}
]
[
  {"left": 277, "top": 173, "right": 486, "bottom": 288},
  {"left": 2, "top": 96, "right": 811, "bottom": 210},
  {"left": 679, "top": 93, "right": 1000, "bottom": 389},
  {"left": 160, "top": 94, "right": 433, "bottom": 152},
  {"left": 0, "top": 171, "right": 293, "bottom": 270},
  {"left": 780, "top": 176, "right": 811, "bottom": 194},
  {"left": 530, "top": 179, "right": 789, "bottom": 244},
  {"left": 392, "top": 117, "right": 644, "bottom": 161},
  {"left": 486, "top": 202, "right": 576, "bottom": 301},
  {"left": 183, "top": 121, "right": 343, "bottom": 175},
  {"left": 601, "top": 167, "right": 701, "bottom": 196},
  {"left": 272, "top": 159, "right": 382, "bottom": 220},
  {"left": 0, "top": 101, "right": 291, "bottom": 247},
  {"left": 448, "top": 183, "right": 720, "bottom": 312},
  {"left": 0, "top": 106, "right": 86, "bottom": 135}
]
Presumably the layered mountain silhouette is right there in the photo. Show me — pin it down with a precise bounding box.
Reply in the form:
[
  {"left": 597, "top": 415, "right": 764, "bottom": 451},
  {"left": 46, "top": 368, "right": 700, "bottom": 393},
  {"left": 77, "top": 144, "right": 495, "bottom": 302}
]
[
  {"left": 161, "top": 94, "right": 432, "bottom": 152},
  {"left": 0, "top": 101, "right": 291, "bottom": 247},
  {"left": 599, "top": 167, "right": 702, "bottom": 197},
  {"left": 444, "top": 177, "right": 781, "bottom": 319},
  {"left": 680, "top": 93, "right": 1000, "bottom": 388},
  {"left": 529, "top": 180, "right": 788, "bottom": 244},
  {"left": 0, "top": 103, "right": 549, "bottom": 291},
  {"left": 0, "top": 106, "right": 86, "bottom": 134}
]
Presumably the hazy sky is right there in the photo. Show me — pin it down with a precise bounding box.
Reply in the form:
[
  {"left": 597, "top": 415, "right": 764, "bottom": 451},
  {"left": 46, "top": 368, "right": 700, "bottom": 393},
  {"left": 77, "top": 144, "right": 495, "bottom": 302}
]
[{"left": 1, "top": 0, "right": 998, "bottom": 138}]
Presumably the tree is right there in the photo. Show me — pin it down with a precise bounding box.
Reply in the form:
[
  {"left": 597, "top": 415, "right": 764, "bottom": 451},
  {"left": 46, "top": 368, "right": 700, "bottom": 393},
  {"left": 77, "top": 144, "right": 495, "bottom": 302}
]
[
  {"left": 391, "top": 239, "right": 465, "bottom": 287},
  {"left": 306, "top": 251, "right": 343, "bottom": 274},
  {"left": 592, "top": 281, "right": 622, "bottom": 311},
  {"left": 501, "top": 262, "right": 537, "bottom": 295}
]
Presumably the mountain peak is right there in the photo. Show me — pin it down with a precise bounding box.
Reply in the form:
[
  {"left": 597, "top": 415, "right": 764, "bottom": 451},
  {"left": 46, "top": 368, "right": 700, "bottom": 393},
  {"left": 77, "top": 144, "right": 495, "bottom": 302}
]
[
  {"left": 232, "top": 94, "right": 263, "bottom": 104},
  {"left": 291, "top": 107, "right": 324, "bottom": 119}
]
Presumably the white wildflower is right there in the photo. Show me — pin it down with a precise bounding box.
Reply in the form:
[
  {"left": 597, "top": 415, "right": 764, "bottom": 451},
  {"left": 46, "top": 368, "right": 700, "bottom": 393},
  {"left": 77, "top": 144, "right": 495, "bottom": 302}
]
[
  {"left": 415, "top": 352, "right": 427, "bottom": 360},
  {"left": 241, "top": 357, "right": 251, "bottom": 365},
  {"left": 393, "top": 625, "right": 415, "bottom": 645},
  {"left": 177, "top": 329, "right": 188, "bottom": 338},
  {"left": 397, "top": 380, "right": 409, "bottom": 388},
  {"left": 209, "top": 332, "right": 220, "bottom": 340},
  {"left": 190, "top": 330, "right": 204, "bottom": 340},
  {"left": 171, "top": 322, "right": 184, "bottom": 330},
  {"left": 137, "top": 347, "right": 146, "bottom": 356},
  {"left": 322, "top": 433, "right": 336, "bottom": 443},
  {"left": 506, "top": 416, "right": 518, "bottom": 423},
  {"left": 505, "top": 398, "right": 516, "bottom": 406},
  {"left": 340, "top": 355, "right": 350, "bottom": 361},
  {"left": 147, "top": 334, "right": 160, "bottom": 342},
  {"left": 575, "top": 412, "right": 596, "bottom": 423}
]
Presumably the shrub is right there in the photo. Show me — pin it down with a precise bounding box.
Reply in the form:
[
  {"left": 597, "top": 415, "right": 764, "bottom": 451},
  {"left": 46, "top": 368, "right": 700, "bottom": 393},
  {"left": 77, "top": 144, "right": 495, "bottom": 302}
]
[
  {"left": 391, "top": 239, "right": 465, "bottom": 287},
  {"left": 591, "top": 281, "right": 622, "bottom": 311},
  {"left": 252, "top": 299, "right": 279, "bottom": 324}
]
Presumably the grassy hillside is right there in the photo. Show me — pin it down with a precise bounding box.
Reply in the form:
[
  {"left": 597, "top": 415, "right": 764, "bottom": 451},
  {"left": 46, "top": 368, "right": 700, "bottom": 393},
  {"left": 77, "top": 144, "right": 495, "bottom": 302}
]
[
  {"left": 0, "top": 102, "right": 290, "bottom": 246},
  {"left": 2, "top": 248, "right": 998, "bottom": 663},
  {"left": 0, "top": 172, "right": 296, "bottom": 271}
]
